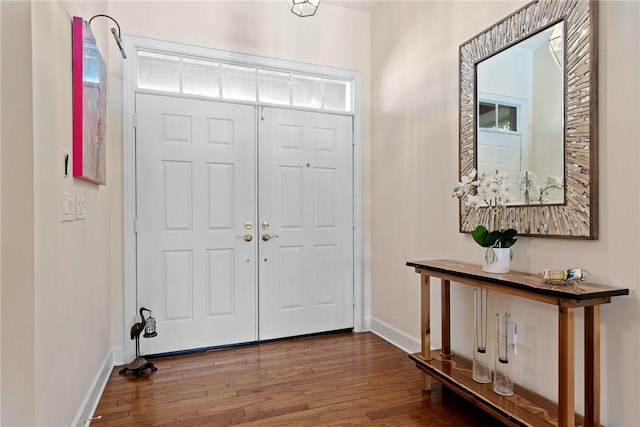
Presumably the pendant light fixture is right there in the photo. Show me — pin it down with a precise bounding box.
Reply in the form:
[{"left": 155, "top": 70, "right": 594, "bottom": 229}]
[
  {"left": 548, "top": 23, "right": 563, "bottom": 69},
  {"left": 287, "top": 0, "right": 321, "bottom": 17}
]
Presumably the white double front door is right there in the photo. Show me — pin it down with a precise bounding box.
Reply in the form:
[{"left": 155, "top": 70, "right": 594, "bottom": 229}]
[{"left": 135, "top": 94, "right": 353, "bottom": 354}]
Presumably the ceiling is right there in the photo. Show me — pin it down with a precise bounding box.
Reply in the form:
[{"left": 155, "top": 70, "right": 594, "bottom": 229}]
[{"left": 324, "top": 0, "right": 379, "bottom": 13}]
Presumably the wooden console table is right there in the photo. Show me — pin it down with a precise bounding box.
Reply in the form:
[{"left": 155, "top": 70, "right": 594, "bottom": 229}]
[{"left": 406, "top": 260, "right": 628, "bottom": 427}]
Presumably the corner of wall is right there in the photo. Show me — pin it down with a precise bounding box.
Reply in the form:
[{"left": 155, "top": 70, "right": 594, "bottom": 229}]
[
  {"left": 0, "top": 2, "right": 3, "bottom": 421},
  {"left": 370, "top": 317, "right": 420, "bottom": 354},
  {"left": 111, "top": 346, "right": 124, "bottom": 367}
]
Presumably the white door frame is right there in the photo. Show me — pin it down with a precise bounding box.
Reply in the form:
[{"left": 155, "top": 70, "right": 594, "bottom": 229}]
[{"left": 121, "top": 35, "right": 364, "bottom": 363}]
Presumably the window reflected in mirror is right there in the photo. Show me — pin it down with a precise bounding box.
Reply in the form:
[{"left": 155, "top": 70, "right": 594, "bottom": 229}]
[{"left": 478, "top": 102, "right": 518, "bottom": 131}]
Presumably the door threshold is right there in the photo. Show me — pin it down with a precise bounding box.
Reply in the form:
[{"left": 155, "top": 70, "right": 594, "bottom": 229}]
[
  {"left": 258, "top": 328, "right": 354, "bottom": 345},
  {"left": 143, "top": 328, "right": 355, "bottom": 359}
]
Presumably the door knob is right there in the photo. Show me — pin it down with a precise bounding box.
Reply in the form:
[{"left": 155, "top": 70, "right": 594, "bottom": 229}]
[
  {"left": 261, "top": 233, "right": 279, "bottom": 241},
  {"left": 237, "top": 234, "right": 253, "bottom": 242}
]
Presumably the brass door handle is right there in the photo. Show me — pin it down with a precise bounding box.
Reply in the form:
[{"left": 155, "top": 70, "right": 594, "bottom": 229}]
[
  {"left": 261, "top": 233, "right": 279, "bottom": 241},
  {"left": 237, "top": 234, "right": 253, "bottom": 242}
]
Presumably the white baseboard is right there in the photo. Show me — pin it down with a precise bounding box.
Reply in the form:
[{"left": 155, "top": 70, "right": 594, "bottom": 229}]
[
  {"left": 72, "top": 349, "right": 113, "bottom": 426},
  {"left": 370, "top": 317, "right": 420, "bottom": 354}
]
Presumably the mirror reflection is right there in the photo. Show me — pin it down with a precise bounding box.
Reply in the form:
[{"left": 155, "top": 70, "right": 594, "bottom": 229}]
[{"left": 476, "top": 22, "right": 564, "bottom": 205}]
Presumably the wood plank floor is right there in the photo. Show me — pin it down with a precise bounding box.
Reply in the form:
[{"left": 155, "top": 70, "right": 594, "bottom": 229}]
[{"left": 93, "top": 332, "right": 505, "bottom": 426}]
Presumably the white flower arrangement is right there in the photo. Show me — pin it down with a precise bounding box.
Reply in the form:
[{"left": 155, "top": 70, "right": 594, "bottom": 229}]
[
  {"left": 453, "top": 169, "right": 511, "bottom": 223},
  {"left": 518, "top": 171, "right": 563, "bottom": 204},
  {"left": 453, "top": 169, "right": 517, "bottom": 249}
]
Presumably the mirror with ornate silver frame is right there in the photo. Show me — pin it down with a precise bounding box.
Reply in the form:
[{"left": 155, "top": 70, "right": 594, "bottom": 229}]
[{"left": 459, "top": 0, "right": 598, "bottom": 238}]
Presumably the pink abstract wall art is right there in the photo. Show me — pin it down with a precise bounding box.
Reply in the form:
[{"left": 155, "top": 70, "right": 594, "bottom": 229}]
[{"left": 72, "top": 16, "right": 107, "bottom": 185}]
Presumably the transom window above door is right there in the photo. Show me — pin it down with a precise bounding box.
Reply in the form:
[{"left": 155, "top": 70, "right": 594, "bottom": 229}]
[{"left": 136, "top": 50, "right": 353, "bottom": 112}]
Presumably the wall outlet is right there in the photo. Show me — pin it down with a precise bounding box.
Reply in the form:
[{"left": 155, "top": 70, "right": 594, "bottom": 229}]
[
  {"left": 75, "top": 196, "right": 86, "bottom": 220},
  {"left": 62, "top": 192, "right": 75, "bottom": 221}
]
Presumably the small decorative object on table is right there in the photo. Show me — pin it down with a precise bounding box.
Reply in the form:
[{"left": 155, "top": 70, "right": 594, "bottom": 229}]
[
  {"left": 540, "top": 268, "right": 590, "bottom": 285},
  {"left": 453, "top": 169, "right": 517, "bottom": 273}
]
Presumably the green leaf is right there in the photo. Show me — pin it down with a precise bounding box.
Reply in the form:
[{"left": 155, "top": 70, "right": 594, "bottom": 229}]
[
  {"left": 500, "top": 228, "right": 518, "bottom": 248},
  {"left": 502, "top": 228, "right": 517, "bottom": 239},
  {"left": 471, "top": 226, "right": 492, "bottom": 247},
  {"left": 471, "top": 226, "right": 518, "bottom": 248},
  {"left": 501, "top": 236, "right": 517, "bottom": 248}
]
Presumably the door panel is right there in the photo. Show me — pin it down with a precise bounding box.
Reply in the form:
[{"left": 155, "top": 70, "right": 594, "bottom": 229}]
[
  {"left": 258, "top": 108, "right": 354, "bottom": 340},
  {"left": 136, "top": 94, "right": 256, "bottom": 354},
  {"left": 478, "top": 129, "right": 522, "bottom": 202}
]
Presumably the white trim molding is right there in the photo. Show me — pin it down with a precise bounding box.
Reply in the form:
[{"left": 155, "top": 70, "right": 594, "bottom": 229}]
[
  {"left": 370, "top": 317, "right": 420, "bottom": 355},
  {"left": 72, "top": 349, "right": 114, "bottom": 426}
]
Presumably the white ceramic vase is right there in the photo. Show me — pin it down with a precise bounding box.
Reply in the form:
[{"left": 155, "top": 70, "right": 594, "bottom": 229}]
[{"left": 482, "top": 248, "right": 511, "bottom": 273}]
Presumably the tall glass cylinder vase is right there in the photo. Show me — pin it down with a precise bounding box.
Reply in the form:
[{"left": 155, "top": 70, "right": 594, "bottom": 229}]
[
  {"left": 472, "top": 289, "right": 491, "bottom": 383},
  {"left": 493, "top": 312, "right": 514, "bottom": 396}
]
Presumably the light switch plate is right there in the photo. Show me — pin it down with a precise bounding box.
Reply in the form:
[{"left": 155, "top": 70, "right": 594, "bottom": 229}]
[
  {"left": 75, "top": 196, "right": 86, "bottom": 220},
  {"left": 62, "top": 192, "right": 75, "bottom": 221}
]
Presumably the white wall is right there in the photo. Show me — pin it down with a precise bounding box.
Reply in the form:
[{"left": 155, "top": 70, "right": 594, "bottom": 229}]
[
  {"left": 106, "top": 0, "right": 372, "bottom": 353},
  {"left": 32, "top": 2, "right": 112, "bottom": 424},
  {"left": 1, "top": 2, "right": 35, "bottom": 424},
  {"left": 371, "top": 1, "right": 640, "bottom": 425},
  {"left": 478, "top": 46, "right": 532, "bottom": 102},
  {"left": 0, "top": 3, "right": 3, "bottom": 421},
  {"left": 1, "top": 1, "right": 113, "bottom": 425},
  {"left": 531, "top": 42, "right": 563, "bottom": 180}
]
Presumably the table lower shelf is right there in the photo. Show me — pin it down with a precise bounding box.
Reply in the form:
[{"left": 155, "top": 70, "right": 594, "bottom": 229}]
[{"left": 410, "top": 350, "right": 584, "bottom": 427}]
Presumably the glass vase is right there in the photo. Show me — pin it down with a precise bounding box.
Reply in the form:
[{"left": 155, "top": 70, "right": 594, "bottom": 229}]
[
  {"left": 472, "top": 289, "right": 491, "bottom": 383},
  {"left": 493, "top": 312, "right": 514, "bottom": 396}
]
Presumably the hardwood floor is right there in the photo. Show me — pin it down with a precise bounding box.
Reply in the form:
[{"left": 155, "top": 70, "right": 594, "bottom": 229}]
[{"left": 93, "top": 332, "right": 504, "bottom": 426}]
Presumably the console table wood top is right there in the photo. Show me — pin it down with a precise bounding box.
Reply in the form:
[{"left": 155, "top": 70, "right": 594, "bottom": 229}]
[{"left": 407, "top": 259, "right": 628, "bottom": 304}]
